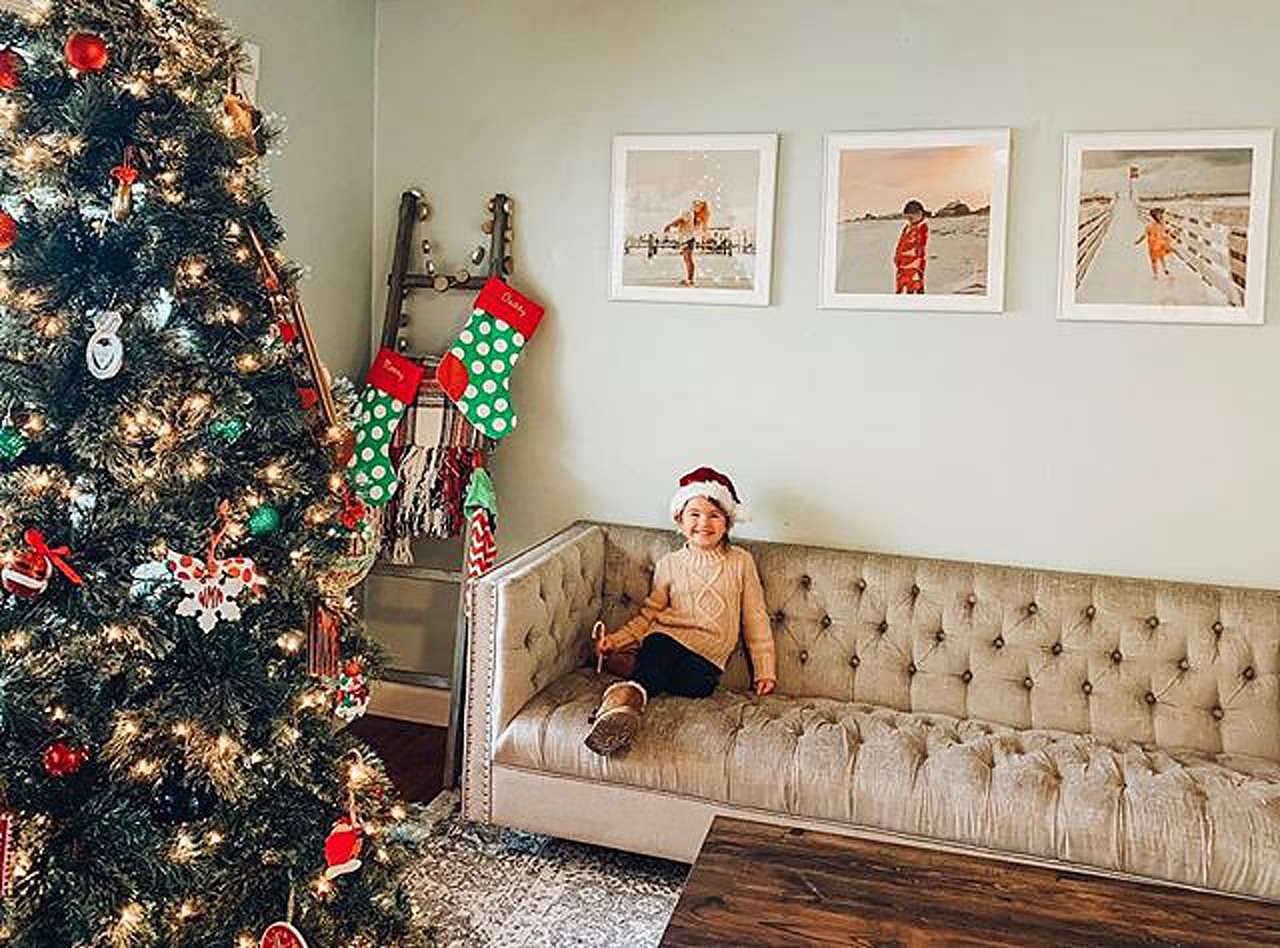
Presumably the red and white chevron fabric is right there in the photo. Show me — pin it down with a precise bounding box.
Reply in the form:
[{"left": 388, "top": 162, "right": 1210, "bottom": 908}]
[{"left": 466, "top": 509, "right": 497, "bottom": 580}]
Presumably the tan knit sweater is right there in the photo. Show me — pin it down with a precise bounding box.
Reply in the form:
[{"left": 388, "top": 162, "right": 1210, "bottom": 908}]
[{"left": 605, "top": 543, "right": 776, "bottom": 682}]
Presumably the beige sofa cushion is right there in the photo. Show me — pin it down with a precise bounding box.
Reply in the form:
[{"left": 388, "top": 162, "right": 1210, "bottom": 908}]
[
  {"left": 496, "top": 669, "right": 1280, "bottom": 900},
  {"left": 600, "top": 526, "right": 1280, "bottom": 761}
]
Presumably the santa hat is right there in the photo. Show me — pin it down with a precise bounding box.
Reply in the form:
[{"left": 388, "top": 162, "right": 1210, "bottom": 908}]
[{"left": 669, "top": 466, "right": 749, "bottom": 525}]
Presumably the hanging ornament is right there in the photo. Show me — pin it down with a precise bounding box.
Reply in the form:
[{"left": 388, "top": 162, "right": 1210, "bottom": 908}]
[
  {"left": 248, "top": 504, "right": 280, "bottom": 536},
  {"left": 0, "top": 425, "right": 27, "bottom": 463},
  {"left": 260, "top": 922, "right": 309, "bottom": 948},
  {"left": 0, "top": 49, "right": 24, "bottom": 91},
  {"left": 85, "top": 311, "right": 124, "bottom": 380},
  {"left": 164, "top": 502, "right": 264, "bottom": 632},
  {"left": 2, "top": 550, "right": 50, "bottom": 599},
  {"left": 0, "top": 809, "right": 11, "bottom": 898},
  {"left": 0, "top": 211, "right": 17, "bottom": 252},
  {"left": 65, "top": 33, "right": 109, "bottom": 73},
  {"left": 208, "top": 417, "right": 246, "bottom": 444},
  {"left": 223, "top": 76, "right": 266, "bottom": 156},
  {"left": 307, "top": 601, "right": 340, "bottom": 679},
  {"left": 110, "top": 147, "right": 139, "bottom": 223},
  {"left": 42, "top": 740, "right": 89, "bottom": 777},
  {"left": 3, "top": 529, "right": 82, "bottom": 598},
  {"left": 323, "top": 814, "right": 363, "bottom": 879},
  {"left": 332, "top": 660, "right": 370, "bottom": 723}
]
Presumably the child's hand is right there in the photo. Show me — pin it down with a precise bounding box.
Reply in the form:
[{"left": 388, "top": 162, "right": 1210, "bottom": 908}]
[{"left": 754, "top": 678, "right": 776, "bottom": 697}]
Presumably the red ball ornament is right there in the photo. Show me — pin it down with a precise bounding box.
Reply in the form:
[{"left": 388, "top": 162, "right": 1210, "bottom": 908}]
[
  {"left": 323, "top": 816, "right": 363, "bottom": 879},
  {"left": 42, "top": 741, "right": 89, "bottom": 777},
  {"left": 0, "top": 49, "right": 24, "bottom": 91},
  {"left": 65, "top": 32, "right": 109, "bottom": 73},
  {"left": 2, "top": 549, "right": 51, "bottom": 598},
  {"left": 260, "top": 922, "right": 309, "bottom": 948},
  {"left": 0, "top": 212, "right": 17, "bottom": 253}
]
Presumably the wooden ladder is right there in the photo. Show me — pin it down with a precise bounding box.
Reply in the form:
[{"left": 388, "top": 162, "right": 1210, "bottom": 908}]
[{"left": 367, "top": 189, "right": 512, "bottom": 786}]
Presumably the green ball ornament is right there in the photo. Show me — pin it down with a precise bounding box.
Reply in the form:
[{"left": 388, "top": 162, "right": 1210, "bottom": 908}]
[
  {"left": 0, "top": 425, "right": 27, "bottom": 462},
  {"left": 208, "top": 418, "right": 245, "bottom": 443},
  {"left": 248, "top": 505, "right": 280, "bottom": 536}
]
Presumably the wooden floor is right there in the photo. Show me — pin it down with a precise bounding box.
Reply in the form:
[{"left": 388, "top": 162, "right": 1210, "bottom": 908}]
[
  {"left": 348, "top": 715, "right": 448, "bottom": 803},
  {"left": 662, "top": 817, "right": 1280, "bottom": 947}
]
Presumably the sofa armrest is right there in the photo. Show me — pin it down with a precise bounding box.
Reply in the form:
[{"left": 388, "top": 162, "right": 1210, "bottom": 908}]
[{"left": 462, "top": 521, "right": 605, "bottom": 822}]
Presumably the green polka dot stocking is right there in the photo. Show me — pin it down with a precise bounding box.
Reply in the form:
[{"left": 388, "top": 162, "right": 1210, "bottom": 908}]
[
  {"left": 436, "top": 278, "right": 544, "bottom": 440},
  {"left": 347, "top": 349, "right": 424, "bottom": 507}
]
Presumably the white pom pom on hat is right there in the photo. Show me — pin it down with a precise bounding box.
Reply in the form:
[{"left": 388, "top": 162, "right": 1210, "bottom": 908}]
[{"left": 669, "top": 466, "right": 750, "bottom": 525}]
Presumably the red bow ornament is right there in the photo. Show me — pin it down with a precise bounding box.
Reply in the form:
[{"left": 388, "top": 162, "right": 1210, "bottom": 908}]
[{"left": 2, "top": 529, "right": 83, "bottom": 598}]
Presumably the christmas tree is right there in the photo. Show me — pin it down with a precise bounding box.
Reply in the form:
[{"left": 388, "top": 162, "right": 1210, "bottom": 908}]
[{"left": 0, "top": 1, "right": 416, "bottom": 944}]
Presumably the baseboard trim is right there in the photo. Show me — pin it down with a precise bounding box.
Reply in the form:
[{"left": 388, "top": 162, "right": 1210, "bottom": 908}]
[{"left": 370, "top": 679, "right": 450, "bottom": 727}]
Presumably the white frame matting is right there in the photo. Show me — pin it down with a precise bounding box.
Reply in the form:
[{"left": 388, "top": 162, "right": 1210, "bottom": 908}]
[
  {"left": 1057, "top": 128, "right": 1273, "bottom": 325},
  {"left": 609, "top": 133, "right": 778, "bottom": 307},
  {"left": 819, "top": 128, "right": 1011, "bottom": 314}
]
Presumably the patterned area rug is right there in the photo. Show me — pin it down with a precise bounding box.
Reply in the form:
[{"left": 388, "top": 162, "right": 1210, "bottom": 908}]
[{"left": 402, "top": 792, "right": 688, "bottom": 946}]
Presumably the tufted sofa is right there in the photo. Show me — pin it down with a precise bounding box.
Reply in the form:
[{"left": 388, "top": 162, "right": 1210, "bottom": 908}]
[{"left": 462, "top": 521, "right": 1280, "bottom": 901}]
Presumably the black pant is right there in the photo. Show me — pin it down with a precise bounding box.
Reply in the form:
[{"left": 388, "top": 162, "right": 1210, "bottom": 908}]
[{"left": 631, "top": 633, "right": 721, "bottom": 700}]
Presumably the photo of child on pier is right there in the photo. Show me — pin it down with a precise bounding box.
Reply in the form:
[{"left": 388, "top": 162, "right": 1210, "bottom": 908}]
[
  {"left": 1073, "top": 147, "right": 1252, "bottom": 308},
  {"left": 619, "top": 149, "right": 761, "bottom": 291}
]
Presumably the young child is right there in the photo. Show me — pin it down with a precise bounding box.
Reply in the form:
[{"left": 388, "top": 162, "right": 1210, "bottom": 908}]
[
  {"left": 663, "top": 199, "right": 710, "bottom": 287},
  {"left": 894, "top": 199, "right": 929, "bottom": 294},
  {"left": 1135, "top": 207, "right": 1173, "bottom": 279},
  {"left": 585, "top": 466, "right": 776, "bottom": 756}
]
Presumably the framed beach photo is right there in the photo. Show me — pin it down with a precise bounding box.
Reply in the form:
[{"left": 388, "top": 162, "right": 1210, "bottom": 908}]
[
  {"left": 1058, "top": 129, "right": 1273, "bottom": 325},
  {"left": 609, "top": 133, "right": 778, "bottom": 306},
  {"left": 819, "top": 128, "right": 1011, "bottom": 313}
]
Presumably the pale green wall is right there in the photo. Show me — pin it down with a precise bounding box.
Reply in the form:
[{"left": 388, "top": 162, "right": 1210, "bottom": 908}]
[
  {"left": 216, "top": 0, "right": 376, "bottom": 381},
  {"left": 368, "top": 0, "right": 1280, "bottom": 588}
]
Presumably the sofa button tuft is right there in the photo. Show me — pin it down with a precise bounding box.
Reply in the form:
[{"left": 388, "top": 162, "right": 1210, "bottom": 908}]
[
  {"left": 799, "top": 650, "right": 809, "bottom": 664},
  {"left": 1023, "top": 676, "right": 1034, "bottom": 690},
  {"left": 1144, "top": 691, "right": 1157, "bottom": 705},
  {"left": 773, "top": 611, "right": 786, "bottom": 624},
  {"left": 1111, "top": 649, "right": 1123, "bottom": 664},
  {"left": 961, "top": 670, "right": 973, "bottom": 683},
  {"left": 1085, "top": 605, "right": 1097, "bottom": 619},
  {"left": 800, "top": 574, "right": 812, "bottom": 590},
  {"left": 1243, "top": 666, "right": 1256, "bottom": 681},
  {"left": 1027, "top": 602, "right": 1038, "bottom": 615},
  {"left": 1212, "top": 621, "right": 1224, "bottom": 635},
  {"left": 856, "top": 578, "right": 867, "bottom": 592},
  {"left": 966, "top": 593, "right": 977, "bottom": 607},
  {"left": 1178, "top": 657, "right": 1190, "bottom": 671},
  {"left": 1051, "top": 642, "right": 1063, "bottom": 656},
  {"left": 910, "top": 584, "right": 920, "bottom": 597},
  {"left": 878, "top": 620, "right": 889, "bottom": 634},
  {"left": 1211, "top": 706, "right": 1224, "bottom": 720},
  {"left": 821, "top": 615, "right": 832, "bottom": 629},
  {"left": 1147, "top": 616, "right": 1160, "bottom": 629},
  {"left": 908, "top": 663, "right": 917, "bottom": 675},
  {"left": 992, "top": 636, "right": 1004, "bottom": 649},
  {"left": 935, "top": 629, "right": 945, "bottom": 643},
  {"left": 1082, "top": 681, "right": 1093, "bottom": 695},
  {"left": 850, "top": 655, "right": 860, "bottom": 669}
]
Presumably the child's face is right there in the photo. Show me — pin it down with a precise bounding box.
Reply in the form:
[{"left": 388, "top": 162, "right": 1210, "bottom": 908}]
[
  {"left": 678, "top": 497, "right": 728, "bottom": 550},
  {"left": 906, "top": 210, "right": 924, "bottom": 224}
]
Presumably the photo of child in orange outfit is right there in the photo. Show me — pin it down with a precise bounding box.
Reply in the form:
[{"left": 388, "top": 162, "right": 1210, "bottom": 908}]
[
  {"left": 894, "top": 199, "right": 929, "bottom": 293},
  {"left": 1135, "top": 207, "right": 1173, "bottom": 279}
]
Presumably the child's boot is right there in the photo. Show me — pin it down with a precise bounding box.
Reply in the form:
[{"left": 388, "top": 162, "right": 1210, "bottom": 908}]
[{"left": 584, "top": 682, "right": 646, "bottom": 756}]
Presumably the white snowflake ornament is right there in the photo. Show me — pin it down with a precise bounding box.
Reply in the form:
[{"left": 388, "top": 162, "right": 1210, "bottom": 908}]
[{"left": 166, "top": 551, "right": 264, "bottom": 632}]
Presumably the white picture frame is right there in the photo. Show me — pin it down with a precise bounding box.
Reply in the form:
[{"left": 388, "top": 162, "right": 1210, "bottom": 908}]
[
  {"left": 609, "top": 133, "right": 778, "bottom": 307},
  {"left": 1057, "top": 129, "right": 1273, "bottom": 325},
  {"left": 819, "top": 128, "right": 1011, "bottom": 313}
]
